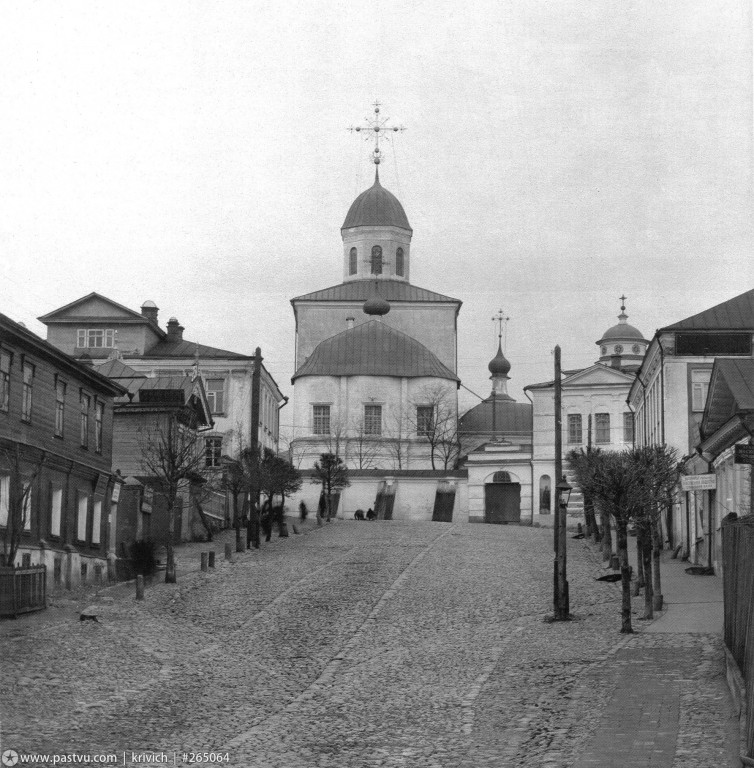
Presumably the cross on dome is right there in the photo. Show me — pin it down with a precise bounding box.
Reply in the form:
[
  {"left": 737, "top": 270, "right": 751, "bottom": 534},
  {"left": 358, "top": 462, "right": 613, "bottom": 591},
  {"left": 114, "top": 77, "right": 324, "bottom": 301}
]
[{"left": 349, "top": 101, "right": 406, "bottom": 167}]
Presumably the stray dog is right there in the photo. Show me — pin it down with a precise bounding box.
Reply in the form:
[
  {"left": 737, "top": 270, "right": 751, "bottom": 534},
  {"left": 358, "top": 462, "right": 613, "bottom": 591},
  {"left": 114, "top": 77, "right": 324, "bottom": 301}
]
[
  {"left": 354, "top": 509, "right": 365, "bottom": 521},
  {"left": 366, "top": 508, "right": 376, "bottom": 521}
]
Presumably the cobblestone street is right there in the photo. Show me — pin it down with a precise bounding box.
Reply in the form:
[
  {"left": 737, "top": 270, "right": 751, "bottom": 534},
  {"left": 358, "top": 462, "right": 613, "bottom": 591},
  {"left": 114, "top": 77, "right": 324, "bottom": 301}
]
[{"left": 0, "top": 521, "right": 739, "bottom": 767}]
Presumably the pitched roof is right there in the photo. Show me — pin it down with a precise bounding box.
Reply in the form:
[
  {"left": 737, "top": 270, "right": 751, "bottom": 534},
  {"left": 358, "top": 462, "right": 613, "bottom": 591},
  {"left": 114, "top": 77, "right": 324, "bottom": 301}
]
[
  {"left": 662, "top": 288, "right": 754, "bottom": 331},
  {"left": 38, "top": 292, "right": 155, "bottom": 324},
  {"left": 701, "top": 358, "right": 754, "bottom": 437},
  {"left": 291, "top": 279, "right": 461, "bottom": 305},
  {"left": 292, "top": 320, "right": 459, "bottom": 383},
  {"left": 94, "top": 358, "right": 146, "bottom": 380},
  {"left": 140, "top": 339, "right": 253, "bottom": 360}
]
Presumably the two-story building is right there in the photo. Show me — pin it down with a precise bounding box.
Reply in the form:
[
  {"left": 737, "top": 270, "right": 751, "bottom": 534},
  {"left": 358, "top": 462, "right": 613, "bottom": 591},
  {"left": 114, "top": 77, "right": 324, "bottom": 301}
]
[
  {"left": 39, "top": 293, "right": 286, "bottom": 477},
  {"left": 0, "top": 312, "right": 124, "bottom": 587},
  {"left": 629, "top": 288, "right": 754, "bottom": 566},
  {"left": 525, "top": 301, "right": 649, "bottom": 520}
]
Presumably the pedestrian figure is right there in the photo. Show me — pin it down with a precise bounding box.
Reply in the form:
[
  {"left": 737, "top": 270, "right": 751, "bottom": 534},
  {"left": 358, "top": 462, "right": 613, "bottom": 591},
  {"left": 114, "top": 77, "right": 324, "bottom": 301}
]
[
  {"left": 274, "top": 505, "right": 289, "bottom": 537},
  {"left": 261, "top": 499, "right": 273, "bottom": 542},
  {"left": 366, "top": 507, "right": 376, "bottom": 521},
  {"left": 299, "top": 501, "right": 308, "bottom": 522},
  {"left": 354, "top": 509, "right": 365, "bottom": 521}
]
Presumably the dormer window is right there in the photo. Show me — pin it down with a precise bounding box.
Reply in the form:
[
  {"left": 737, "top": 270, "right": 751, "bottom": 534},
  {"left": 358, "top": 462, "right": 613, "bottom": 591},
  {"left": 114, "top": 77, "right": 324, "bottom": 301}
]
[
  {"left": 395, "top": 247, "right": 404, "bottom": 276},
  {"left": 349, "top": 247, "right": 357, "bottom": 275},
  {"left": 371, "top": 246, "right": 383, "bottom": 275}
]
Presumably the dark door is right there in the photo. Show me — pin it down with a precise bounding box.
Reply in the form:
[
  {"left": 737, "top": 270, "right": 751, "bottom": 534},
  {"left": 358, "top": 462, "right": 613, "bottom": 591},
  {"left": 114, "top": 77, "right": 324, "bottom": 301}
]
[
  {"left": 374, "top": 490, "right": 395, "bottom": 520},
  {"left": 484, "top": 483, "right": 521, "bottom": 524},
  {"left": 432, "top": 490, "right": 455, "bottom": 522}
]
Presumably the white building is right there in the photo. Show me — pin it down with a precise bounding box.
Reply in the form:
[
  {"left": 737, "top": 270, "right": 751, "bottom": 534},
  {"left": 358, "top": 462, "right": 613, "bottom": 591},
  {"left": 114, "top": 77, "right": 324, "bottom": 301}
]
[{"left": 525, "top": 301, "right": 649, "bottom": 519}]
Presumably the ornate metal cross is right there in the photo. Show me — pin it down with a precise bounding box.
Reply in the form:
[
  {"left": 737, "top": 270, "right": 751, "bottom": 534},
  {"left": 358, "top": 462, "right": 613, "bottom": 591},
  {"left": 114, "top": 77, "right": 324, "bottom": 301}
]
[
  {"left": 492, "top": 308, "right": 509, "bottom": 341},
  {"left": 349, "top": 101, "right": 406, "bottom": 166}
]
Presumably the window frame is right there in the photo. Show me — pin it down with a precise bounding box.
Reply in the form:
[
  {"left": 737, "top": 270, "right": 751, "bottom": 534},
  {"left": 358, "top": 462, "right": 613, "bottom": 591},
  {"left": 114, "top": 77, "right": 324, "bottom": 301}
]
[
  {"left": 76, "top": 491, "right": 89, "bottom": 543},
  {"left": 623, "top": 412, "right": 634, "bottom": 443},
  {"left": 77, "top": 329, "right": 116, "bottom": 348},
  {"left": 567, "top": 413, "right": 582, "bottom": 444},
  {"left": 312, "top": 404, "right": 331, "bottom": 435},
  {"left": 0, "top": 348, "right": 11, "bottom": 413},
  {"left": 206, "top": 378, "right": 225, "bottom": 415},
  {"left": 370, "top": 245, "right": 383, "bottom": 275},
  {"left": 94, "top": 400, "right": 104, "bottom": 453},
  {"left": 21, "top": 360, "right": 34, "bottom": 423},
  {"left": 349, "top": 247, "right": 357, "bottom": 275},
  {"left": 416, "top": 405, "right": 434, "bottom": 437},
  {"left": 55, "top": 377, "right": 67, "bottom": 438},
  {"left": 395, "top": 247, "right": 404, "bottom": 276},
  {"left": 595, "top": 412, "right": 611, "bottom": 444},
  {"left": 80, "top": 391, "right": 91, "bottom": 449},
  {"left": 50, "top": 484, "right": 63, "bottom": 538},
  {"left": 363, "top": 404, "right": 382, "bottom": 436},
  {"left": 691, "top": 369, "right": 712, "bottom": 413},
  {"left": 205, "top": 436, "right": 223, "bottom": 468}
]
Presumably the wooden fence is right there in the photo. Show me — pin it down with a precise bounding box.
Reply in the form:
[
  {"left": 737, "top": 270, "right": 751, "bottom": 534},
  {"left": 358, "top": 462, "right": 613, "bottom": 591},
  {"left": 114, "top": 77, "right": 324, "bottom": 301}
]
[
  {"left": 722, "top": 515, "right": 754, "bottom": 758},
  {"left": 0, "top": 564, "right": 47, "bottom": 617}
]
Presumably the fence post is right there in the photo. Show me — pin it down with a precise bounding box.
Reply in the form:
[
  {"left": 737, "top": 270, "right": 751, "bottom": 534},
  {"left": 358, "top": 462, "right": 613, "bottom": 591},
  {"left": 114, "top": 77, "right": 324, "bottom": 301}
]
[
  {"left": 201, "top": 552, "right": 208, "bottom": 572},
  {"left": 136, "top": 575, "right": 145, "bottom": 601},
  {"left": 208, "top": 551, "right": 215, "bottom": 569},
  {"left": 224, "top": 543, "right": 233, "bottom": 562}
]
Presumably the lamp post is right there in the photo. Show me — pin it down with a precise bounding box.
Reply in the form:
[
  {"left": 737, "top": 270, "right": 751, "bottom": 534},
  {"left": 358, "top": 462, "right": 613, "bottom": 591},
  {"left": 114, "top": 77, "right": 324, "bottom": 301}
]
[{"left": 555, "top": 474, "right": 572, "bottom": 619}]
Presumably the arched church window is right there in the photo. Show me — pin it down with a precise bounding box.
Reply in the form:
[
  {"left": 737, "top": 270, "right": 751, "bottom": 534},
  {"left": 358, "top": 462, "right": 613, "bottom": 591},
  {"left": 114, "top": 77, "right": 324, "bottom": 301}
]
[
  {"left": 371, "top": 245, "right": 383, "bottom": 275},
  {"left": 395, "top": 247, "right": 404, "bottom": 276},
  {"left": 492, "top": 471, "right": 511, "bottom": 483},
  {"left": 349, "top": 247, "right": 357, "bottom": 275}
]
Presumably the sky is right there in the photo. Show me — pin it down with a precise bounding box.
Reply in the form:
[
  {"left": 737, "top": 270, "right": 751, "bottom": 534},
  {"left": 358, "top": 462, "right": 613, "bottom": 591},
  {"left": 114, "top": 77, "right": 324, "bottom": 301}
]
[{"left": 1, "top": 0, "right": 752, "bottom": 429}]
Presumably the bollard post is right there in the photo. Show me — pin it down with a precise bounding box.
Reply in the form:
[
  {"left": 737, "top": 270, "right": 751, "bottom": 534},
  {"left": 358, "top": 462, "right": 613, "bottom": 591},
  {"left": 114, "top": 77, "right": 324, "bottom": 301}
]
[
  {"left": 610, "top": 554, "right": 620, "bottom": 571},
  {"left": 136, "top": 574, "right": 145, "bottom": 601},
  {"left": 201, "top": 552, "right": 208, "bottom": 572},
  {"left": 225, "top": 543, "right": 233, "bottom": 562},
  {"left": 208, "top": 551, "right": 215, "bottom": 568}
]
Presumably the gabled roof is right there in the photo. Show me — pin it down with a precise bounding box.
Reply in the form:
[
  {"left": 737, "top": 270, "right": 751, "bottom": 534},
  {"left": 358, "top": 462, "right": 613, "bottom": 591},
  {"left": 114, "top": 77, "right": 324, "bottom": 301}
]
[
  {"left": 291, "top": 279, "right": 461, "bottom": 305},
  {"left": 94, "top": 358, "right": 146, "bottom": 380},
  {"left": 292, "top": 320, "right": 459, "bottom": 383},
  {"left": 139, "top": 339, "right": 253, "bottom": 360},
  {"left": 662, "top": 288, "right": 754, "bottom": 332},
  {"left": 525, "top": 364, "right": 634, "bottom": 391},
  {"left": 701, "top": 358, "right": 754, "bottom": 438},
  {"left": 38, "top": 292, "right": 159, "bottom": 326}
]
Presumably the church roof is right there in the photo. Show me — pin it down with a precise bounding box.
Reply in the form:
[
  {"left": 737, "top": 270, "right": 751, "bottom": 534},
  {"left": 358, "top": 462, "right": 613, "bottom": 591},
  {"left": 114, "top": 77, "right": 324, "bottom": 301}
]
[
  {"left": 342, "top": 172, "right": 412, "bottom": 232},
  {"left": 292, "top": 320, "right": 459, "bottom": 383},
  {"left": 458, "top": 398, "right": 532, "bottom": 436},
  {"left": 291, "top": 279, "right": 461, "bottom": 305},
  {"left": 599, "top": 322, "right": 645, "bottom": 342},
  {"left": 661, "top": 288, "right": 754, "bottom": 331}
]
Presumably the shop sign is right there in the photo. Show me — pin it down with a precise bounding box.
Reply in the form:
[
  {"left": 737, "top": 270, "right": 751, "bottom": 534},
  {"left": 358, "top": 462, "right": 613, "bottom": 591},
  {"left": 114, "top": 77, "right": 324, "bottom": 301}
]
[
  {"left": 681, "top": 474, "right": 717, "bottom": 491},
  {"left": 734, "top": 444, "right": 754, "bottom": 465}
]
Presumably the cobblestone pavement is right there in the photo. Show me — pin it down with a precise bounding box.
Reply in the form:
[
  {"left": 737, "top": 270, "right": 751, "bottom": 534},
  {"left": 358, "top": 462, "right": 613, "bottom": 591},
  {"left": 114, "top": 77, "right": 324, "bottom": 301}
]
[{"left": 0, "top": 521, "right": 739, "bottom": 767}]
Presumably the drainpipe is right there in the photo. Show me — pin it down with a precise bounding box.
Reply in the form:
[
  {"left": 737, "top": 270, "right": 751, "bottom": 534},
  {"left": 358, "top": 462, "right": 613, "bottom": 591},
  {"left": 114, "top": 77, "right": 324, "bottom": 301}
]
[{"left": 657, "top": 337, "right": 666, "bottom": 445}]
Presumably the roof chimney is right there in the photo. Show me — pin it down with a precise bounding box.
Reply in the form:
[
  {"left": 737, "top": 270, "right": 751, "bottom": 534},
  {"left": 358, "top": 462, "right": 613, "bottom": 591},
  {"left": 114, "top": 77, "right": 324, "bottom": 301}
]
[
  {"left": 346, "top": 316, "right": 355, "bottom": 330},
  {"left": 166, "top": 317, "right": 184, "bottom": 343},
  {"left": 141, "top": 300, "right": 159, "bottom": 324}
]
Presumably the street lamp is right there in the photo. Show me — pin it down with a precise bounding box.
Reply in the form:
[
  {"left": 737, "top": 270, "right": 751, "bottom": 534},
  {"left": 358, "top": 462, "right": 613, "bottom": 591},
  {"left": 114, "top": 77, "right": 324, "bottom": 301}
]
[{"left": 557, "top": 476, "right": 572, "bottom": 509}]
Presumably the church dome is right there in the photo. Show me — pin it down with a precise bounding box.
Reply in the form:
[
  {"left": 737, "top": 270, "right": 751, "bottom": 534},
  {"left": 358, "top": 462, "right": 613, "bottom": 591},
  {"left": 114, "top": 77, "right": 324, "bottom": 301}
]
[
  {"left": 342, "top": 170, "right": 412, "bottom": 232},
  {"left": 488, "top": 342, "right": 511, "bottom": 376},
  {"left": 599, "top": 321, "right": 645, "bottom": 342},
  {"left": 363, "top": 282, "right": 391, "bottom": 316}
]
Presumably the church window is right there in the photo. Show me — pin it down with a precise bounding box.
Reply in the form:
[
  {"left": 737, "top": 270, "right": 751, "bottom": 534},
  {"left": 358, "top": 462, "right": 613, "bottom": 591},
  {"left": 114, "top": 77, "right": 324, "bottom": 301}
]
[
  {"left": 313, "top": 405, "right": 331, "bottom": 435},
  {"left": 206, "top": 379, "right": 225, "bottom": 414},
  {"left": 623, "top": 412, "right": 634, "bottom": 443},
  {"left": 416, "top": 406, "right": 434, "bottom": 436},
  {"left": 364, "top": 405, "right": 382, "bottom": 436},
  {"left": 349, "top": 247, "right": 357, "bottom": 275},
  {"left": 395, "top": 248, "right": 404, "bottom": 276},
  {"left": 371, "top": 246, "right": 383, "bottom": 275},
  {"left": 567, "top": 414, "right": 582, "bottom": 444},
  {"left": 595, "top": 413, "right": 610, "bottom": 444}
]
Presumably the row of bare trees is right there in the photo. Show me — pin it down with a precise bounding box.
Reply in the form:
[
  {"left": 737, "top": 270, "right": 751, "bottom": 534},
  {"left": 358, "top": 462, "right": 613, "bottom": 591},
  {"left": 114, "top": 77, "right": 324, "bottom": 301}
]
[{"left": 567, "top": 445, "right": 680, "bottom": 633}]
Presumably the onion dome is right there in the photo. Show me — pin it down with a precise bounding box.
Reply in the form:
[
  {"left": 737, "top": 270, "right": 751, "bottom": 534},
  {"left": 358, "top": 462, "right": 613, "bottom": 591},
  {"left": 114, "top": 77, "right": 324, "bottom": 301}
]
[
  {"left": 342, "top": 169, "right": 412, "bottom": 232},
  {"left": 363, "top": 281, "right": 391, "bottom": 316},
  {"left": 488, "top": 341, "right": 511, "bottom": 376}
]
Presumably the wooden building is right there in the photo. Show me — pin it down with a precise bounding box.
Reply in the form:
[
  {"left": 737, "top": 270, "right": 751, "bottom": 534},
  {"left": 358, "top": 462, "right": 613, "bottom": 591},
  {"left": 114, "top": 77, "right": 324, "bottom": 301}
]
[{"left": 0, "top": 312, "right": 124, "bottom": 587}]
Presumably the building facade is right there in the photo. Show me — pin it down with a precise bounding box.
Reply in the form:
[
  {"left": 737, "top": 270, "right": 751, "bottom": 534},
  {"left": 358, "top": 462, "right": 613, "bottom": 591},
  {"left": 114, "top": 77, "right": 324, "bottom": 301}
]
[
  {"left": 0, "top": 312, "right": 124, "bottom": 587},
  {"left": 39, "top": 293, "right": 285, "bottom": 471}
]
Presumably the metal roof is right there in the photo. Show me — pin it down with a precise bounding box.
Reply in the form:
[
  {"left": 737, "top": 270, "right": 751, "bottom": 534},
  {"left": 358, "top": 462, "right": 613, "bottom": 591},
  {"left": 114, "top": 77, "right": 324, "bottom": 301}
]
[
  {"left": 292, "top": 279, "right": 460, "bottom": 305},
  {"left": 141, "top": 339, "right": 252, "bottom": 360},
  {"left": 292, "top": 320, "right": 459, "bottom": 383},
  {"left": 94, "top": 359, "right": 145, "bottom": 379},
  {"left": 702, "top": 358, "right": 754, "bottom": 437},
  {"left": 662, "top": 288, "right": 754, "bottom": 331},
  {"left": 458, "top": 398, "right": 533, "bottom": 435},
  {"left": 342, "top": 172, "right": 412, "bottom": 232}
]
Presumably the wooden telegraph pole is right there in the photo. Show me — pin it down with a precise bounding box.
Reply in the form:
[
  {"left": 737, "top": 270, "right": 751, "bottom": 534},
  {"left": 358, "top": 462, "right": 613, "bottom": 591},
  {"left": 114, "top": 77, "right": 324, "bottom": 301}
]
[{"left": 553, "top": 345, "right": 569, "bottom": 620}]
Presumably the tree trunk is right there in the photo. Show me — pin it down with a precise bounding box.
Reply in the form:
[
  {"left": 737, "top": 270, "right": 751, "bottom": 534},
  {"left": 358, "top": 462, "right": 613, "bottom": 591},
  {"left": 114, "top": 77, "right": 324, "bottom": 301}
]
[
  {"left": 165, "top": 499, "right": 177, "bottom": 583},
  {"left": 616, "top": 519, "right": 633, "bottom": 634},
  {"left": 633, "top": 531, "right": 643, "bottom": 597},
  {"left": 641, "top": 525, "right": 654, "bottom": 619},
  {"left": 652, "top": 514, "right": 663, "bottom": 610},
  {"left": 601, "top": 509, "right": 612, "bottom": 563},
  {"left": 235, "top": 494, "right": 245, "bottom": 553},
  {"left": 585, "top": 497, "right": 600, "bottom": 542}
]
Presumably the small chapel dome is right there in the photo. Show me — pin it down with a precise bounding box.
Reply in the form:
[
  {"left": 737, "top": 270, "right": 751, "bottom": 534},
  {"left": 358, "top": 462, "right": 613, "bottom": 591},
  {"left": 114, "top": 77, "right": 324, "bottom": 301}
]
[
  {"left": 342, "top": 170, "right": 412, "bottom": 232},
  {"left": 488, "top": 343, "right": 511, "bottom": 376},
  {"left": 599, "top": 318, "right": 645, "bottom": 342}
]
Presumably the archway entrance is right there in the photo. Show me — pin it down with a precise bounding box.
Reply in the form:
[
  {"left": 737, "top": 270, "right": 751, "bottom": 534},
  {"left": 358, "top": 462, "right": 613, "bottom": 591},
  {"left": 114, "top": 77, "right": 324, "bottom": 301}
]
[{"left": 484, "top": 471, "right": 521, "bottom": 524}]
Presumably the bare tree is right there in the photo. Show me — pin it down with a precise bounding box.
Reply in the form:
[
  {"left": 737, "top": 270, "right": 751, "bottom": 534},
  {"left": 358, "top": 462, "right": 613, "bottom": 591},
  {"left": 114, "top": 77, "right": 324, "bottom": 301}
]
[
  {"left": 408, "top": 384, "right": 460, "bottom": 470},
  {"left": 347, "top": 416, "right": 381, "bottom": 470},
  {"left": 139, "top": 412, "right": 206, "bottom": 583},
  {"left": 384, "top": 408, "right": 410, "bottom": 470},
  {"left": 0, "top": 445, "right": 43, "bottom": 568}
]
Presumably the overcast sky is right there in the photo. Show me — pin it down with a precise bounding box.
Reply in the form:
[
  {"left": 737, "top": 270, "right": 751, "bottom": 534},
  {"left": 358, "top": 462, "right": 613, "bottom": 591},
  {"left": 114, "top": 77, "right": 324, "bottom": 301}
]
[{"left": 1, "top": 1, "right": 752, "bottom": 427}]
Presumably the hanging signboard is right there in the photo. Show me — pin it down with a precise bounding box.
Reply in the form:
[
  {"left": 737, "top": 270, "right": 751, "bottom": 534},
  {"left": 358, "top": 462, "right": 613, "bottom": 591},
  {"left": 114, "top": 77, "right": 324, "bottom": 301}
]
[
  {"left": 734, "top": 444, "right": 754, "bottom": 465},
  {"left": 681, "top": 474, "right": 717, "bottom": 491}
]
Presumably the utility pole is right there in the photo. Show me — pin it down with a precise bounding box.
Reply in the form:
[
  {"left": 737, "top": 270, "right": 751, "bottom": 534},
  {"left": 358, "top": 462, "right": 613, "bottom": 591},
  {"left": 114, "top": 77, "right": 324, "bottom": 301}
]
[
  {"left": 247, "top": 347, "right": 263, "bottom": 549},
  {"left": 553, "top": 345, "right": 569, "bottom": 620}
]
